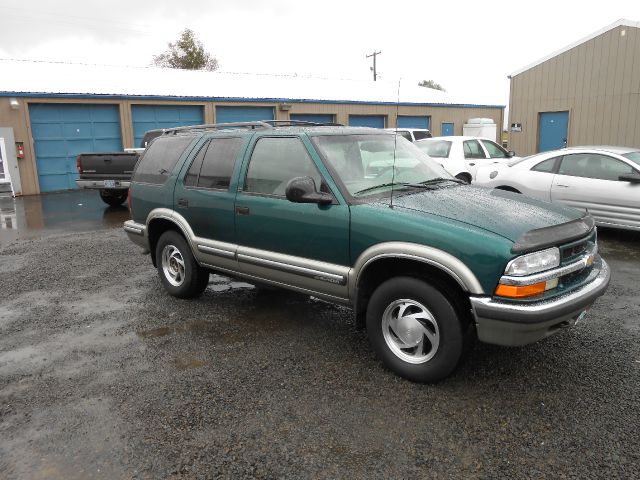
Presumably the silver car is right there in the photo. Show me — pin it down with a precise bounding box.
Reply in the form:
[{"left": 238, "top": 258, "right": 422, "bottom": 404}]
[{"left": 475, "top": 146, "right": 640, "bottom": 231}]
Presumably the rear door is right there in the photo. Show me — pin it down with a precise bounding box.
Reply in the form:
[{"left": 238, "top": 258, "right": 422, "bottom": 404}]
[
  {"left": 551, "top": 153, "right": 640, "bottom": 227},
  {"left": 174, "top": 135, "right": 249, "bottom": 269}
]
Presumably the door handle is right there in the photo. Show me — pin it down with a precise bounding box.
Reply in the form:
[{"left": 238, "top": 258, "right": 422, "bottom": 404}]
[
  {"left": 555, "top": 184, "right": 569, "bottom": 188},
  {"left": 469, "top": 163, "right": 476, "bottom": 166},
  {"left": 177, "top": 198, "right": 189, "bottom": 207},
  {"left": 236, "top": 206, "right": 250, "bottom": 216}
]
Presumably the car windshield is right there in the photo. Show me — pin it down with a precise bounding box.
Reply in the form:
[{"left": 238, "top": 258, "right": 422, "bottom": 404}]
[
  {"left": 312, "top": 134, "right": 453, "bottom": 197},
  {"left": 622, "top": 151, "right": 640, "bottom": 166}
]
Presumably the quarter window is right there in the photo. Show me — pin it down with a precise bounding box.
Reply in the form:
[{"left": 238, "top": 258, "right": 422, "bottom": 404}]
[
  {"left": 245, "top": 137, "right": 323, "bottom": 196},
  {"left": 134, "top": 136, "right": 193, "bottom": 185},
  {"left": 531, "top": 156, "right": 560, "bottom": 173},
  {"left": 463, "top": 140, "right": 485, "bottom": 159}
]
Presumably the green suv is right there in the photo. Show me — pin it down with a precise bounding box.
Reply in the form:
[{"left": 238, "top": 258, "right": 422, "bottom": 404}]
[{"left": 124, "top": 121, "right": 610, "bottom": 382}]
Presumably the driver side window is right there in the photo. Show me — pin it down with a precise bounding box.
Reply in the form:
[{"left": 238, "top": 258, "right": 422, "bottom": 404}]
[{"left": 244, "top": 137, "right": 324, "bottom": 196}]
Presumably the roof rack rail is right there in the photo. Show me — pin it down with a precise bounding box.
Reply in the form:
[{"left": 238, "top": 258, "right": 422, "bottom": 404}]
[
  {"left": 263, "top": 120, "right": 344, "bottom": 127},
  {"left": 162, "top": 121, "right": 274, "bottom": 135}
]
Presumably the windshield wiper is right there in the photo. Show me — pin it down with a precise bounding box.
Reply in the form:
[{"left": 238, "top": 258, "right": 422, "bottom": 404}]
[
  {"left": 353, "top": 182, "right": 418, "bottom": 196},
  {"left": 419, "top": 177, "right": 466, "bottom": 185}
]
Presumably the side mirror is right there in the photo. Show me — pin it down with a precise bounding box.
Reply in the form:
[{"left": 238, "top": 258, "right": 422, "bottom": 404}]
[
  {"left": 285, "top": 176, "right": 333, "bottom": 204},
  {"left": 619, "top": 173, "right": 640, "bottom": 183},
  {"left": 507, "top": 150, "right": 516, "bottom": 158}
]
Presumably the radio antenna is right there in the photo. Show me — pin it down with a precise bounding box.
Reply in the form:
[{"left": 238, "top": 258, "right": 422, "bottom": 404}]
[{"left": 389, "top": 78, "right": 401, "bottom": 209}]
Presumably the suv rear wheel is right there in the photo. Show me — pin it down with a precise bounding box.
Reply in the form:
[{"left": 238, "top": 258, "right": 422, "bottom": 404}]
[
  {"left": 366, "top": 276, "right": 464, "bottom": 382},
  {"left": 155, "top": 231, "right": 209, "bottom": 298}
]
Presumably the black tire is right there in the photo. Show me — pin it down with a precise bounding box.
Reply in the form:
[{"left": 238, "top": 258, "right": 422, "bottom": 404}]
[
  {"left": 99, "top": 189, "right": 127, "bottom": 207},
  {"left": 455, "top": 172, "right": 472, "bottom": 184},
  {"left": 155, "top": 231, "right": 209, "bottom": 298},
  {"left": 366, "top": 276, "right": 464, "bottom": 383}
]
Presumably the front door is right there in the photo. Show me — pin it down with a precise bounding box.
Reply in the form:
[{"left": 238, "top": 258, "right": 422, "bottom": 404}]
[
  {"left": 538, "top": 111, "right": 569, "bottom": 152},
  {"left": 235, "top": 135, "right": 350, "bottom": 299},
  {"left": 551, "top": 152, "right": 640, "bottom": 228}
]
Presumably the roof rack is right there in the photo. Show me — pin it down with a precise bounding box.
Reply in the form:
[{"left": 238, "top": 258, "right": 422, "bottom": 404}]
[
  {"left": 162, "top": 121, "right": 274, "bottom": 135},
  {"left": 262, "top": 120, "right": 344, "bottom": 127}
]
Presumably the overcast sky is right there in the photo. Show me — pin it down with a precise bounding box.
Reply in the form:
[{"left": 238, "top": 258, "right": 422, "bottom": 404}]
[{"left": 0, "top": 0, "right": 637, "bottom": 106}]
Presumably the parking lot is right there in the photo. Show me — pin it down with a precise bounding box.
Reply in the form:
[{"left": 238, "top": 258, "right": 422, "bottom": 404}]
[{"left": 1, "top": 191, "right": 639, "bottom": 479}]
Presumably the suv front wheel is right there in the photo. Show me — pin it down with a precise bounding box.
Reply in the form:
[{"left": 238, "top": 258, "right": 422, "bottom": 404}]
[
  {"left": 155, "top": 231, "right": 209, "bottom": 298},
  {"left": 366, "top": 277, "right": 464, "bottom": 382}
]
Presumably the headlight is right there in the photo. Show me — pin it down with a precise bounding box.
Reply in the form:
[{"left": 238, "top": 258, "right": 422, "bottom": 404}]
[{"left": 504, "top": 247, "right": 560, "bottom": 276}]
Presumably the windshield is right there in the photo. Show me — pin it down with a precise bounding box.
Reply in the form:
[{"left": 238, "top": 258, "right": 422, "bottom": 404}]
[
  {"left": 622, "top": 151, "right": 640, "bottom": 166},
  {"left": 312, "top": 134, "right": 453, "bottom": 197},
  {"left": 508, "top": 153, "right": 539, "bottom": 167}
]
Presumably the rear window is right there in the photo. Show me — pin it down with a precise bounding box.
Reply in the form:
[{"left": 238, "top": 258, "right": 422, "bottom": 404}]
[
  {"left": 412, "top": 130, "right": 432, "bottom": 140},
  {"left": 133, "top": 136, "right": 194, "bottom": 184},
  {"left": 416, "top": 140, "right": 451, "bottom": 158}
]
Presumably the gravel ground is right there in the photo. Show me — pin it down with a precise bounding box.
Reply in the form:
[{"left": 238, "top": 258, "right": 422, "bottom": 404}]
[{"left": 0, "top": 226, "right": 639, "bottom": 479}]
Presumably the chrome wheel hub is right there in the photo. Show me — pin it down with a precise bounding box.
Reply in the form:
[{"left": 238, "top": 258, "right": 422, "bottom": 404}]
[
  {"left": 161, "top": 244, "right": 185, "bottom": 287},
  {"left": 381, "top": 299, "right": 440, "bottom": 364}
]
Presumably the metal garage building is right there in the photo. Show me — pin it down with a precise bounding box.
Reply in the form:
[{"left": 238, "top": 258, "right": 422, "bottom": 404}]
[
  {"left": 508, "top": 19, "right": 640, "bottom": 157},
  {"left": 0, "top": 59, "right": 504, "bottom": 195}
]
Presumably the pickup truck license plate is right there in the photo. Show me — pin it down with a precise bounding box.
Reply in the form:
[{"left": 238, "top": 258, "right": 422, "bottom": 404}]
[{"left": 104, "top": 180, "right": 116, "bottom": 188}]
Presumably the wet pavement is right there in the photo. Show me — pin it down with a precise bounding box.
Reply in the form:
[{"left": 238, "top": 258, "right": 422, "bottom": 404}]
[
  {"left": 0, "top": 190, "right": 639, "bottom": 479},
  {"left": 0, "top": 190, "right": 130, "bottom": 248}
]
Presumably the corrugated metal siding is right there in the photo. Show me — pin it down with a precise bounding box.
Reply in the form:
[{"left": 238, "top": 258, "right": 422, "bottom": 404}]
[{"left": 509, "top": 25, "right": 640, "bottom": 156}]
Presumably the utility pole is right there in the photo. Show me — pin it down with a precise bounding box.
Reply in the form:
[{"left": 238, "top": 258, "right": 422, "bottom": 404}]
[{"left": 366, "top": 50, "right": 381, "bottom": 81}]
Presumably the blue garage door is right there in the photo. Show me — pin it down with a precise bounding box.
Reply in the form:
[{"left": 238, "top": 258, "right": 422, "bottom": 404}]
[
  {"left": 216, "top": 106, "right": 275, "bottom": 124},
  {"left": 348, "top": 115, "right": 386, "bottom": 128},
  {"left": 397, "top": 115, "right": 431, "bottom": 130},
  {"left": 30, "top": 103, "right": 122, "bottom": 192},
  {"left": 538, "top": 111, "right": 569, "bottom": 152},
  {"left": 290, "top": 114, "right": 335, "bottom": 124},
  {"left": 132, "top": 105, "right": 204, "bottom": 147}
]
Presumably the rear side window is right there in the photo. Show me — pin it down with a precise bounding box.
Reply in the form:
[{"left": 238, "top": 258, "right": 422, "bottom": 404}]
[
  {"left": 463, "top": 140, "right": 485, "bottom": 159},
  {"left": 134, "top": 136, "right": 193, "bottom": 185},
  {"left": 198, "top": 138, "right": 244, "bottom": 189}
]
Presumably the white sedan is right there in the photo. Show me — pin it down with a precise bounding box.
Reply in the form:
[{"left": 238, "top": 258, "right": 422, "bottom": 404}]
[
  {"left": 475, "top": 146, "right": 640, "bottom": 231},
  {"left": 416, "top": 136, "right": 517, "bottom": 181}
]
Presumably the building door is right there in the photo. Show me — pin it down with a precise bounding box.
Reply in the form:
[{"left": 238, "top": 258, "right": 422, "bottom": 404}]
[
  {"left": 215, "top": 106, "right": 275, "bottom": 124},
  {"left": 397, "top": 115, "right": 431, "bottom": 130},
  {"left": 538, "top": 111, "right": 569, "bottom": 152},
  {"left": 290, "top": 114, "right": 335, "bottom": 124},
  {"left": 131, "top": 105, "right": 204, "bottom": 147},
  {"left": 441, "top": 122, "right": 454, "bottom": 136},
  {"left": 348, "top": 115, "right": 385, "bottom": 128},
  {"left": 30, "top": 103, "right": 122, "bottom": 192}
]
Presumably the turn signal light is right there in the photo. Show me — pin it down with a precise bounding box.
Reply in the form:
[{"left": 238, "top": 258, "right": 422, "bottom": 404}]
[{"left": 495, "top": 282, "right": 546, "bottom": 298}]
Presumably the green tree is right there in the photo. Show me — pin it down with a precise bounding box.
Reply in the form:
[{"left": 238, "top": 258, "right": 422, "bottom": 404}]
[
  {"left": 153, "top": 29, "right": 219, "bottom": 71},
  {"left": 418, "top": 79, "right": 446, "bottom": 91}
]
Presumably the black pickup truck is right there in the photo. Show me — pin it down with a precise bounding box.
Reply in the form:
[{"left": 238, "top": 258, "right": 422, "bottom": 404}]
[{"left": 75, "top": 129, "right": 164, "bottom": 206}]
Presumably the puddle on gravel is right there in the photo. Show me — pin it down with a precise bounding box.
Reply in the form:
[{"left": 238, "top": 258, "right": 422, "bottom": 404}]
[{"left": 174, "top": 353, "right": 208, "bottom": 370}]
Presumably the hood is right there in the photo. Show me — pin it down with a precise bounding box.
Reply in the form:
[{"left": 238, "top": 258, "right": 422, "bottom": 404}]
[{"left": 382, "top": 185, "right": 584, "bottom": 243}]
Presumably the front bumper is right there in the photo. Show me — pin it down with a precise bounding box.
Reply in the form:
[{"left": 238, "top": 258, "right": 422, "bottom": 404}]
[
  {"left": 76, "top": 179, "right": 130, "bottom": 190},
  {"left": 470, "top": 258, "right": 610, "bottom": 346},
  {"left": 124, "top": 220, "right": 149, "bottom": 252}
]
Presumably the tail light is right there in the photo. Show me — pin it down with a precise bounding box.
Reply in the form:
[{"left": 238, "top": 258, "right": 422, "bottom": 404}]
[
  {"left": 76, "top": 156, "right": 83, "bottom": 174},
  {"left": 127, "top": 188, "right": 132, "bottom": 211}
]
